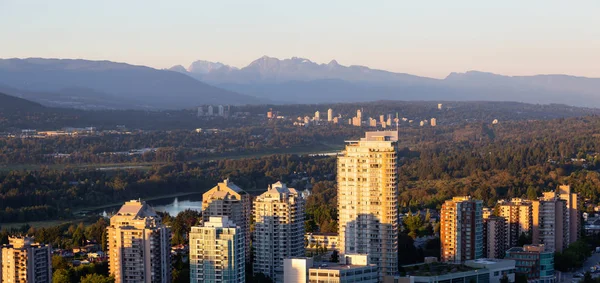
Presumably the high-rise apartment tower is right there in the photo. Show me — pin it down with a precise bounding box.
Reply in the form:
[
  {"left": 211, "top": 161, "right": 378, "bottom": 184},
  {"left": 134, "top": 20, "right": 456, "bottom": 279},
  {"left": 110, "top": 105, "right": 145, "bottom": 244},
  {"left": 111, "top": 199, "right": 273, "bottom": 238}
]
[
  {"left": 337, "top": 131, "right": 399, "bottom": 278},
  {"left": 189, "top": 216, "right": 245, "bottom": 283},
  {"left": 253, "top": 182, "right": 305, "bottom": 282},
  {"left": 107, "top": 200, "right": 171, "bottom": 283},
  {"left": 440, "top": 196, "right": 483, "bottom": 263}
]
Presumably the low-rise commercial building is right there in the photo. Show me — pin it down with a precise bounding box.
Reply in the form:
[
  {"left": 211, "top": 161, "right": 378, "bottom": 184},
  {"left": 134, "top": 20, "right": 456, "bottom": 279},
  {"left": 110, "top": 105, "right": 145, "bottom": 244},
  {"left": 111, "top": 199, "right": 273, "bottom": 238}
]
[
  {"left": 505, "top": 245, "right": 554, "bottom": 283},
  {"left": 465, "top": 258, "right": 516, "bottom": 283},
  {"left": 387, "top": 259, "right": 515, "bottom": 283},
  {"left": 284, "top": 254, "right": 378, "bottom": 283}
]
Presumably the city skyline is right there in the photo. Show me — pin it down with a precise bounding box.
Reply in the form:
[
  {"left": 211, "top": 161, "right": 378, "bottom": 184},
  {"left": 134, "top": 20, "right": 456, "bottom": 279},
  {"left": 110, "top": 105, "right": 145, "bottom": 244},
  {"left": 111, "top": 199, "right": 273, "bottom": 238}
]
[{"left": 1, "top": 1, "right": 599, "bottom": 78}]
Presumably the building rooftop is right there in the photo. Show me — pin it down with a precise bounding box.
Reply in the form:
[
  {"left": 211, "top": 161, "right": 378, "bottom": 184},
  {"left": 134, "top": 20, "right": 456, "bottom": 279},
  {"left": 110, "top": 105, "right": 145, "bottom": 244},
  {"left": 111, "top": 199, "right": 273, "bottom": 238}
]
[
  {"left": 259, "top": 181, "right": 300, "bottom": 198},
  {"left": 467, "top": 258, "right": 505, "bottom": 265},
  {"left": 506, "top": 244, "right": 547, "bottom": 253},
  {"left": 401, "top": 262, "right": 478, "bottom": 277},
  {"left": 116, "top": 199, "right": 158, "bottom": 219},
  {"left": 465, "top": 258, "right": 516, "bottom": 270},
  {"left": 220, "top": 179, "right": 244, "bottom": 193},
  {"left": 310, "top": 262, "right": 376, "bottom": 271}
]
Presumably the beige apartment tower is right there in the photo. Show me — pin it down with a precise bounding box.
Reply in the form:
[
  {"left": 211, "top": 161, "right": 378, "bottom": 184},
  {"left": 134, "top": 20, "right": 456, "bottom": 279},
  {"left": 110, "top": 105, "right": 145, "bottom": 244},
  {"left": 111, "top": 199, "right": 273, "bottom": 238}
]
[
  {"left": 352, "top": 109, "right": 363, "bottom": 126},
  {"left": 557, "top": 185, "right": 580, "bottom": 244},
  {"left": 440, "top": 196, "right": 484, "bottom": 263},
  {"left": 328, "top": 108, "right": 333, "bottom": 122},
  {"left": 189, "top": 216, "right": 245, "bottom": 283},
  {"left": 107, "top": 200, "right": 171, "bottom": 283},
  {"left": 1, "top": 236, "right": 52, "bottom": 283},
  {"left": 532, "top": 186, "right": 579, "bottom": 252},
  {"left": 483, "top": 216, "right": 507, "bottom": 259},
  {"left": 337, "top": 131, "right": 399, "bottom": 278},
  {"left": 498, "top": 198, "right": 533, "bottom": 248},
  {"left": 253, "top": 182, "right": 305, "bottom": 282},
  {"left": 202, "top": 179, "right": 251, "bottom": 260}
]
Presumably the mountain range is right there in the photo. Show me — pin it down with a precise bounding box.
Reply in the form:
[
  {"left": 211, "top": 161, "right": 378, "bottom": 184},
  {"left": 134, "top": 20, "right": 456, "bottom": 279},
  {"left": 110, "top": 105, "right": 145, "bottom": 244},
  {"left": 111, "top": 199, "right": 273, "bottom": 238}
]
[
  {"left": 0, "top": 56, "right": 598, "bottom": 109},
  {"left": 171, "top": 56, "right": 600, "bottom": 107},
  {"left": 0, "top": 58, "right": 259, "bottom": 109}
]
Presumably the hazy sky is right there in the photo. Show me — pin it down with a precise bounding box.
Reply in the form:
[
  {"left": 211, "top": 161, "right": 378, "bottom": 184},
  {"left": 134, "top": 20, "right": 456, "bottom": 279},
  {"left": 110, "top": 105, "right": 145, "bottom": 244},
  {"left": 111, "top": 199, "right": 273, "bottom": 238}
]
[{"left": 1, "top": 0, "right": 598, "bottom": 78}]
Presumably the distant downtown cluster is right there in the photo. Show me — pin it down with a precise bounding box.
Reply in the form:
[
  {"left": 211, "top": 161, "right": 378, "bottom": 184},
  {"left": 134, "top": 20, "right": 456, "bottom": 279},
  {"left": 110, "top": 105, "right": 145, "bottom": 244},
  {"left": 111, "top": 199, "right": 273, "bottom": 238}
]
[
  {"left": 281, "top": 108, "right": 439, "bottom": 128},
  {"left": 0, "top": 131, "right": 579, "bottom": 283}
]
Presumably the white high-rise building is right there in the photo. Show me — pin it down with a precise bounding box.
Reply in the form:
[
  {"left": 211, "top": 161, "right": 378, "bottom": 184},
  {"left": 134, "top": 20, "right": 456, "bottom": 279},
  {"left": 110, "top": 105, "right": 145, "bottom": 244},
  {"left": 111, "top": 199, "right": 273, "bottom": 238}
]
[
  {"left": 218, "top": 105, "right": 225, "bottom": 116},
  {"left": 314, "top": 111, "right": 320, "bottom": 121},
  {"left": 107, "top": 200, "right": 171, "bottom": 283},
  {"left": 197, "top": 106, "right": 204, "bottom": 117},
  {"left": 189, "top": 216, "right": 245, "bottom": 283},
  {"left": 202, "top": 179, "right": 252, "bottom": 260},
  {"left": 337, "top": 131, "right": 399, "bottom": 278},
  {"left": 1, "top": 236, "right": 52, "bottom": 283},
  {"left": 327, "top": 108, "right": 333, "bottom": 122},
  {"left": 208, "top": 105, "right": 214, "bottom": 116},
  {"left": 253, "top": 182, "right": 305, "bottom": 282}
]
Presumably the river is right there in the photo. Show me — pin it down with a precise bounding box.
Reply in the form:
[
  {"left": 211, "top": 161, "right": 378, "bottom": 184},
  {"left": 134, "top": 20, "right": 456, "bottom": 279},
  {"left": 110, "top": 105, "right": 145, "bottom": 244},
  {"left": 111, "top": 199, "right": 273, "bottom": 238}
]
[{"left": 97, "top": 193, "right": 204, "bottom": 217}]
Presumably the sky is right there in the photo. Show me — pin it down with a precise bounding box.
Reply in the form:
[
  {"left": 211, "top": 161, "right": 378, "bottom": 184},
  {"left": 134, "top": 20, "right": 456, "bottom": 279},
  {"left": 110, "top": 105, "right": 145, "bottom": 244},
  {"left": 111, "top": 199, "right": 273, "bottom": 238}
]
[{"left": 1, "top": 0, "right": 598, "bottom": 79}]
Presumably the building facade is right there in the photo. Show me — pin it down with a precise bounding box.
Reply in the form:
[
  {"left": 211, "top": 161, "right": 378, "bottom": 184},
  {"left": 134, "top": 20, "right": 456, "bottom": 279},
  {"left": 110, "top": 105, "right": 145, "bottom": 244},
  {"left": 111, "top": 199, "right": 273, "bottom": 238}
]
[
  {"left": 498, "top": 198, "right": 533, "bottom": 249},
  {"left": 532, "top": 194, "right": 569, "bottom": 252},
  {"left": 484, "top": 216, "right": 507, "bottom": 259},
  {"left": 1, "top": 236, "right": 52, "bottom": 283},
  {"left": 304, "top": 233, "right": 339, "bottom": 251},
  {"left": 505, "top": 245, "right": 554, "bottom": 283},
  {"left": 327, "top": 108, "right": 333, "bottom": 122},
  {"left": 189, "top": 216, "right": 245, "bottom": 283},
  {"left": 337, "top": 131, "right": 399, "bottom": 277},
  {"left": 556, "top": 185, "right": 580, "bottom": 244},
  {"left": 107, "top": 200, "right": 171, "bottom": 283},
  {"left": 440, "top": 196, "right": 484, "bottom": 263},
  {"left": 253, "top": 182, "right": 305, "bottom": 282},
  {"left": 531, "top": 186, "right": 580, "bottom": 252},
  {"left": 202, "top": 179, "right": 251, "bottom": 260}
]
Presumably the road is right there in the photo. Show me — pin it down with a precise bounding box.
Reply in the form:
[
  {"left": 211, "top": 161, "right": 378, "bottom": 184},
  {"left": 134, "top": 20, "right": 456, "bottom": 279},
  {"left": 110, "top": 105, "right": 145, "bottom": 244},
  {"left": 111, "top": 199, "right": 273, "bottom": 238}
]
[{"left": 559, "top": 252, "right": 600, "bottom": 283}]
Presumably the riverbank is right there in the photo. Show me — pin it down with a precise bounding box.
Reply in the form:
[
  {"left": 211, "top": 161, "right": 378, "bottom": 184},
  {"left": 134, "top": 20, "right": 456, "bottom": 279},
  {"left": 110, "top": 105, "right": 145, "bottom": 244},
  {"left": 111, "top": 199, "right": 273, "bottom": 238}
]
[{"left": 73, "top": 191, "right": 201, "bottom": 215}]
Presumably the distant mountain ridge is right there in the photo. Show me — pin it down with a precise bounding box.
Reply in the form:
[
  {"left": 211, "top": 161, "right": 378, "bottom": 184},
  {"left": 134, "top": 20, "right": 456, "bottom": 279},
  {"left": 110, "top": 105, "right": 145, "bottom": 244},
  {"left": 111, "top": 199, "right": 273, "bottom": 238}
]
[
  {"left": 171, "top": 56, "right": 433, "bottom": 84},
  {"left": 0, "top": 58, "right": 260, "bottom": 109},
  {"left": 1, "top": 56, "right": 598, "bottom": 109},
  {"left": 0, "top": 91, "right": 45, "bottom": 113},
  {"left": 171, "top": 57, "right": 600, "bottom": 107}
]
